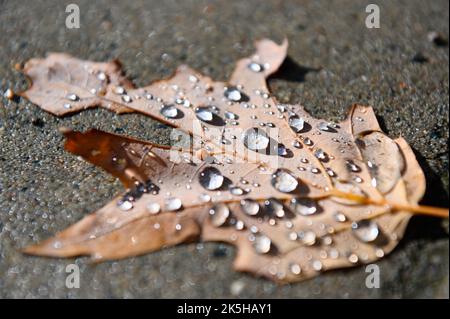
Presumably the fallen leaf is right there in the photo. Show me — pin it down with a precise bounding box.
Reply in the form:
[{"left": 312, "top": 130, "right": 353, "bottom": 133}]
[{"left": 19, "top": 39, "right": 448, "bottom": 283}]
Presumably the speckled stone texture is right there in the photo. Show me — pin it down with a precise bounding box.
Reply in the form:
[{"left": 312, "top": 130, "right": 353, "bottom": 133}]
[{"left": 0, "top": 0, "right": 448, "bottom": 298}]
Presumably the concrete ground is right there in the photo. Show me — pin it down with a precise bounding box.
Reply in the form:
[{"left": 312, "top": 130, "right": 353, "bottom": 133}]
[{"left": 0, "top": 0, "right": 448, "bottom": 298}]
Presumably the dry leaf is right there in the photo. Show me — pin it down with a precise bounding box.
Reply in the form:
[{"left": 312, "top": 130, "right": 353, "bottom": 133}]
[{"left": 19, "top": 39, "right": 448, "bottom": 283}]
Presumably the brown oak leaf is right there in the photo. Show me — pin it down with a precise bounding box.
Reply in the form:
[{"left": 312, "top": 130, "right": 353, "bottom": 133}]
[{"left": 19, "top": 39, "right": 448, "bottom": 283}]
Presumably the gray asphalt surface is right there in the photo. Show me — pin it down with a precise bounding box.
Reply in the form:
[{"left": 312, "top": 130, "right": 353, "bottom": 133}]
[{"left": 0, "top": 0, "right": 448, "bottom": 298}]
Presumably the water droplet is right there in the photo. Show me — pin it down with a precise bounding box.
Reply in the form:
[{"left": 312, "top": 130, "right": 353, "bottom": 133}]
[
  {"left": 334, "top": 211, "right": 347, "bottom": 222},
  {"left": 248, "top": 62, "right": 264, "bottom": 72},
  {"left": 253, "top": 234, "right": 271, "bottom": 254},
  {"left": 241, "top": 199, "right": 260, "bottom": 216},
  {"left": 348, "top": 254, "right": 359, "bottom": 264},
  {"left": 352, "top": 220, "right": 379, "bottom": 242},
  {"left": 290, "top": 263, "right": 301, "bottom": 275},
  {"left": 326, "top": 168, "right": 336, "bottom": 177},
  {"left": 354, "top": 176, "right": 363, "bottom": 183},
  {"left": 114, "top": 86, "right": 125, "bottom": 94},
  {"left": 299, "top": 231, "right": 316, "bottom": 246},
  {"left": 224, "top": 87, "right": 243, "bottom": 102},
  {"left": 375, "top": 248, "right": 385, "bottom": 258},
  {"left": 209, "top": 203, "right": 230, "bottom": 227},
  {"left": 165, "top": 197, "right": 182, "bottom": 211},
  {"left": 314, "top": 149, "right": 328, "bottom": 161},
  {"left": 235, "top": 220, "right": 245, "bottom": 230},
  {"left": 303, "top": 137, "right": 313, "bottom": 146},
  {"left": 292, "top": 140, "right": 302, "bottom": 148},
  {"left": 189, "top": 75, "right": 198, "bottom": 83},
  {"left": 317, "top": 122, "right": 333, "bottom": 132},
  {"left": 264, "top": 198, "right": 285, "bottom": 218},
  {"left": 230, "top": 186, "right": 244, "bottom": 196},
  {"left": 288, "top": 115, "right": 305, "bottom": 133},
  {"left": 199, "top": 167, "right": 224, "bottom": 190},
  {"left": 312, "top": 260, "right": 323, "bottom": 271},
  {"left": 271, "top": 169, "right": 298, "bottom": 193},
  {"left": 277, "top": 144, "right": 289, "bottom": 156},
  {"left": 97, "top": 72, "right": 107, "bottom": 81},
  {"left": 118, "top": 200, "right": 133, "bottom": 211},
  {"left": 195, "top": 106, "right": 214, "bottom": 122},
  {"left": 199, "top": 193, "right": 211, "bottom": 203},
  {"left": 66, "top": 93, "right": 79, "bottom": 101},
  {"left": 175, "top": 224, "right": 182, "bottom": 231},
  {"left": 121, "top": 95, "right": 132, "bottom": 103},
  {"left": 291, "top": 198, "right": 318, "bottom": 216},
  {"left": 160, "top": 104, "right": 180, "bottom": 118},
  {"left": 225, "top": 111, "right": 238, "bottom": 120},
  {"left": 63, "top": 103, "right": 71, "bottom": 109},
  {"left": 147, "top": 202, "right": 161, "bottom": 214},
  {"left": 242, "top": 128, "right": 270, "bottom": 151},
  {"left": 346, "top": 160, "right": 361, "bottom": 172}
]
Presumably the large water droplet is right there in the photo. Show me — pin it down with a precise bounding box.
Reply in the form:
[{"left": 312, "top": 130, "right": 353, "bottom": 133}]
[
  {"left": 224, "top": 87, "right": 243, "bottom": 102},
  {"left": 209, "top": 203, "right": 230, "bottom": 227},
  {"left": 291, "top": 198, "right": 318, "bottom": 216},
  {"left": 253, "top": 234, "right": 271, "bottom": 254},
  {"left": 352, "top": 220, "right": 379, "bottom": 242},
  {"left": 271, "top": 169, "right": 298, "bottom": 193},
  {"left": 199, "top": 167, "right": 224, "bottom": 190},
  {"left": 165, "top": 197, "right": 182, "bottom": 211},
  {"left": 264, "top": 198, "right": 285, "bottom": 218},
  {"left": 240, "top": 199, "right": 260, "bottom": 216},
  {"left": 160, "top": 104, "right": 180, "bottom": 119},
  {"left": 288, "top": 115, "right": 305, "bottom": 133},
  {"left": 242, "top": 128, "right": 270, "bottom": 151}
]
